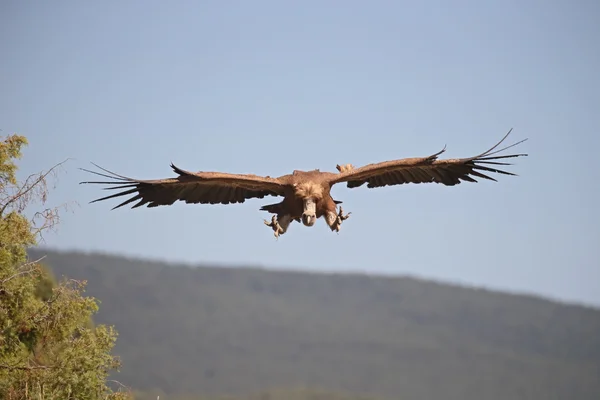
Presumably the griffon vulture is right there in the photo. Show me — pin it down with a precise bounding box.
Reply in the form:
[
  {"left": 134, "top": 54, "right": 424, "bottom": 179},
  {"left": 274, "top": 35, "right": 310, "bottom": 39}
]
[{"left": 80, "top": 129, "right": 527, "bottom": 238}]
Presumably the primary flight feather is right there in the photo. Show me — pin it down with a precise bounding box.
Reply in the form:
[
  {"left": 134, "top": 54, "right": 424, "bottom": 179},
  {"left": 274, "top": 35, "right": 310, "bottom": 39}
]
[{"left": 80, "top": 129, "right": 528, "bottom": 238}]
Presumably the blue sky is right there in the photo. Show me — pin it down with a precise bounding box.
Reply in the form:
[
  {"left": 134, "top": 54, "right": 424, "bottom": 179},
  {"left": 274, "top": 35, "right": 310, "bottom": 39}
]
[{"left": 2, "top": 0, "right": 599, "bottom": 307}]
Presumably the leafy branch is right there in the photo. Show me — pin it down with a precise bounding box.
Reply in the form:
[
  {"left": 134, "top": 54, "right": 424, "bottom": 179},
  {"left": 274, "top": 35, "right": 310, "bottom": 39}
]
[{"left": 0, "top": 256, "right": 46, "bottom": 285}]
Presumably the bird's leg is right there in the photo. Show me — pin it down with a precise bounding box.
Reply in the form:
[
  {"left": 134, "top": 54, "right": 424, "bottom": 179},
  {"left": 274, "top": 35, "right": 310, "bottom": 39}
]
[
  {"left": 264, "top": 215, "right": 283, "bottom": 237},
  {"left": 325, "top": 206, "right": 352, "bottom": 233},
  {"left": 264, "top": 214, "right": 292, "bottom": 239}
]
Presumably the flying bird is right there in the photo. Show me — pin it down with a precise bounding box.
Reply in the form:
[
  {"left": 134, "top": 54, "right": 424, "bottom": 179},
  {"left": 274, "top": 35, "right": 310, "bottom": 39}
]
[{"left": 80, "top": 129, "right": 527, "bottom": 238}]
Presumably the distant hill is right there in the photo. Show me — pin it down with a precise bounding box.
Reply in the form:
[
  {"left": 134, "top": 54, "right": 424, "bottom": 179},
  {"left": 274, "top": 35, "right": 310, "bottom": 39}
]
[{"left": 29, "top": 248, "right": 600, "bottom": 400}]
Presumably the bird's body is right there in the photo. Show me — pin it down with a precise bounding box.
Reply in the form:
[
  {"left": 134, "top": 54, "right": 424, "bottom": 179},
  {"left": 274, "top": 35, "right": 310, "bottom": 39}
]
[
  {"left": 258, "top": 169, "right": 346, "bottom": 235},
  {"left": 80, "top": 129, "right": 528, "bottom": 238}
]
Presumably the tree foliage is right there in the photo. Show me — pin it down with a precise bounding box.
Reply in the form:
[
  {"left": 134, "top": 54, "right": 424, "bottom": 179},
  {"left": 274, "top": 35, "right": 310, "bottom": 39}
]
[{"left": 0, "top": 133, "right": 131, "bottom": 399}]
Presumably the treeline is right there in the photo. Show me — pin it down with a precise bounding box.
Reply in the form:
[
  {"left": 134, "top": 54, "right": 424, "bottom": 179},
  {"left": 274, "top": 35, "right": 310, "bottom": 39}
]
[
  {"left": 33, "top": 249, "right": 600, "bottom": 400},
  {"left": 132, "top": 388, "right": 384, "bottom": 400}
]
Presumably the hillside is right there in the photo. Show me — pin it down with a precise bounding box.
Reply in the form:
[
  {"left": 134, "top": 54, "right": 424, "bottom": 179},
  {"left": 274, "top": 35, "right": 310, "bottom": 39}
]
[{"left": 29, "top": 248, "right": 600, "bottom": 400}]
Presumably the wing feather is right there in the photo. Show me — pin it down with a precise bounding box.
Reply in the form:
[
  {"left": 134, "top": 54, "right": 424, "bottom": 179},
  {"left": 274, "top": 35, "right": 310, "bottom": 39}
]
[
  {"left": 330, "top": 129, "right": 527, "bottom": 189},
  {"left": 80, "top": 162, "right": 288, "bottom": 209}
]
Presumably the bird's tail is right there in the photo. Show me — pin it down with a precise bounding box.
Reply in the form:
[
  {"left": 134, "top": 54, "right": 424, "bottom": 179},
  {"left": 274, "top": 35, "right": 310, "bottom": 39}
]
[
  {"left": 260, "top": 199, "right": 343, "bottom": 213},
  {"left": 260, "top": 202, "right": 285, "bottom": 213}
]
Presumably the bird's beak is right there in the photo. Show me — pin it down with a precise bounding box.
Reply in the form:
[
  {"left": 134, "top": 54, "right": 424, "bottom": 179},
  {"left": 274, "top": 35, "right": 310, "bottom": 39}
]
[
  {"left": 302, "top": 198, "right": 317, "bottom": 226},
  {"left": 303, "top": 198, "right": 316, "bottom": 214}
]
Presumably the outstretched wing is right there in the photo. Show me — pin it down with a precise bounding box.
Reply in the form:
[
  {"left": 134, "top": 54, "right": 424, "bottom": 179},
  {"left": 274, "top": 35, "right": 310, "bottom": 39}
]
[
  {"left": 80, "top": 163, "right": 288, "bottom": 209},
  {"left": 330, "top": 129, "right": 527, "bottom": 189}
]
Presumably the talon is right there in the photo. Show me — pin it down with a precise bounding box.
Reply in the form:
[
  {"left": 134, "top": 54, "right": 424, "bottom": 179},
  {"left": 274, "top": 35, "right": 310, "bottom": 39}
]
[
  {"left": 265, "top": 215, "right": 284, "bottom": 238},
  {"left": 338, "top": 206, "right": 351, "bottom": 221},
  {"left": 329, "top": 207, "right": 352, "bottom": 233}
]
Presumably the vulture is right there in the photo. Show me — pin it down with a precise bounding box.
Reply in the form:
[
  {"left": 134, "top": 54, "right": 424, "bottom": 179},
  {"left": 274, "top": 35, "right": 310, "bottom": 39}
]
[{"left": 80, "top": 129, "right": 527, "bottom": 238}]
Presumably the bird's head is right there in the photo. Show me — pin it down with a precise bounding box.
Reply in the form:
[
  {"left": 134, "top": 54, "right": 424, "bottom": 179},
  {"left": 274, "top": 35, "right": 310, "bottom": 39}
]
[{"left": 302, "top": 198, "right": 317, "bottom": 227}]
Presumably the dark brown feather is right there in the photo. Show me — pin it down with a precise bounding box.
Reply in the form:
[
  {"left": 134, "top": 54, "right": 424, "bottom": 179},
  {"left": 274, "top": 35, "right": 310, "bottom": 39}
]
[
  {"left": 330, "top": 129, "right": 527, "bottom": 189},
  {"left": 79, "top": 163, "right": 288, "bottom": 210}
]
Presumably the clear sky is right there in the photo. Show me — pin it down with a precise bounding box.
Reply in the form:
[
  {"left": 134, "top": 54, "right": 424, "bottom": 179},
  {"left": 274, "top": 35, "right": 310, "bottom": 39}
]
[{"left": 2, "top": 1, "right": 599, "bottom": 307}]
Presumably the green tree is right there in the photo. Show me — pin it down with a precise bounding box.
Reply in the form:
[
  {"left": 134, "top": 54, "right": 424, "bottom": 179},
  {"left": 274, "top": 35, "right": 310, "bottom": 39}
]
[{"left": 0, "top": 133, "right": 131, "bottom": 399}]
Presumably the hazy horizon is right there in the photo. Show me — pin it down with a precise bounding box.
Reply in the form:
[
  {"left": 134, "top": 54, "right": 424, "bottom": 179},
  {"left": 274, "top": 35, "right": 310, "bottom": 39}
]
[{"left": 31, "top": 245, "right": 600, "bottom": 311}]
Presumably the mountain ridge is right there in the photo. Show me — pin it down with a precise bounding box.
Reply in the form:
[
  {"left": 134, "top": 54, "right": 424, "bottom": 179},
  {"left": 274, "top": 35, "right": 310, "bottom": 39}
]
[
  {"left": 33, "top": 246, "right": 598, "bottom": 310},
  {"left": 28, "top": 247, "right": 600, "bottom": 400}
]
